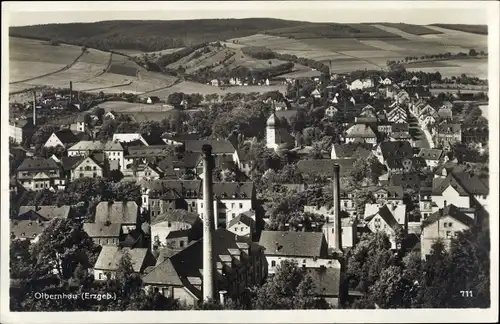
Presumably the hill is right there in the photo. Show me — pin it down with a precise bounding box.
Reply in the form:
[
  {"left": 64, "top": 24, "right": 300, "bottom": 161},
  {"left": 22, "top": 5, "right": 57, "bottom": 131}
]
[
  {"left": 430, "top": 24, "right": 488, "bottom": 35},
  {"left": 9, "top": 18, "right": 302, "bottom": 52}
]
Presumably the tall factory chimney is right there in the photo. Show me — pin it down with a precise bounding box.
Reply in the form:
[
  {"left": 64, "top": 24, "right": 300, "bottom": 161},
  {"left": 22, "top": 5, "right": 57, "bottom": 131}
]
[
  {"left": 295, "top": 79, "right": 300, "bottom": 100},
  {"left": 69, "top": 81, "right": 73, "bottom": 104},
  {"left": 332, "top": 164, "right": 342, "bottom": 251},
  {"left": 32, "top": 90, "right": 37, "bottom": 126},
  {"left": 202, "top": 144, "right": 215, "bottom": 301}
]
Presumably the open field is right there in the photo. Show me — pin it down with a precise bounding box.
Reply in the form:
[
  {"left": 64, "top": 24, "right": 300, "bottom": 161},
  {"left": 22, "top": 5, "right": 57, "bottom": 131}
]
[
  {"left": 97, "top": 101, "right": 175, "bottom": 113},
  {"left": 431, "top": 24, "right": 488, "bottom": 35},
  {"left": 376, "top": 23, "right": 443, "bottom": 36},
  {"left": 139, "top": 81, "right": 287, "bottom": 99},
  {"left": 406, "top": 58, "right": 488, "bottom": 79},
  {"left": 9, "top": 37, "right": 178, "bottom": 95}
]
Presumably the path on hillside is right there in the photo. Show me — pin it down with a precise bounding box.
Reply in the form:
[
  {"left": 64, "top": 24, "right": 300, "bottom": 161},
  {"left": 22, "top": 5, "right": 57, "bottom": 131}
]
[
  {"left": 76, "top": 53, "right": 114, "bottom": 83},
  {"left": 9, "top": 49, "right": 88, "bottom": 85}
]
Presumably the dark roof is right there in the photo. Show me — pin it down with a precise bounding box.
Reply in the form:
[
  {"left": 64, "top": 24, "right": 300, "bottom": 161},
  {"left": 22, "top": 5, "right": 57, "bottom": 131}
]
[
  {"left": 367, "top": 205, "right": 401, "bottom": 231},
  {"left": 422, "top": 204, "right": 475, "bottom": 228},
  {"left": 258, "top": 231, "right": 326, "bottom": 258},
  {"left": 365, "top": 186, "right": 404, "bottom": 199},
  {"left": 166, "top": 229, "right": 191, "bottom": 239},
  {"left": 60, "top": 156, "right": 84, "bottom": 171},
  {"left": 126, "top": 145, "right": 174, "bottom": 158},
  {"left": 53, "top": 129, "right": 79, "bottom": 144},
  {"left": 380, "top": 141, "right": 413, "bottom": 160},
  {"left": 211, "top": 182, "right": 254, "bottom": 199},
  {"left": 141, "top": 134, "right": 168, "bottom": 146},
  {"left": 390, "top": 172, "right": 421, "bottom": 190},
  {"left": 184, "top": 140, "right": 235, "bottom": 154},
  {"left": 418, "top": 148, "right": 444, "bottom": 160},
  {"left": 17, "top": 158, "right": 60, "bottom": 172},
  {"left": 162, "top": 133, "right": 201, "bottom": 142},
  {"left": 228, "top": 213, "right": 255, "bottom": 228},
  {"left": 152, "top": 209, "right": 200, "bottom": 226},
  {"left": 451, "top": 172, "right": 489, "bottom": 195},
  {"left": 95, "top": 201, "right": 138, "bottom": 225},
  {"left": 345, "top": 124, "right": 376, "bottom": 138},
  {"left": 18, "top": 205, "right": 72, "bottom": 220},
  {"left": 143, "top": 228, "right": 262, "bottom": 298},
  {"left": 437, "top": 123, "right": 461, "bottom": 134},
  {"left": 391, "top": 123, "right": 409, "bottom": 133},
  {"left": 297, "top": 159, "right": 355, "bottom": 178},
  {"left": 305, "top": 267, "right": 341, "bottom": 297},
  {"left": 9, "top": 119, "right": 34, "bottom": 129},
  {"left": 83, "top": 222, "right": 122, "bottom": 237}
]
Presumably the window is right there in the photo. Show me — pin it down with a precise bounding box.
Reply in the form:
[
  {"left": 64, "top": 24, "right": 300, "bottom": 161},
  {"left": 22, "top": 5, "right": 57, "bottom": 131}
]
[
  {"left": 201, "top": 203, "right": 203, "bottom": 208},
  {"left": 234, "top": 227, "right": 238, "bottom": 232},
  {"left": 231, "top": 203, "right": 235, "bottom": 208},
  {"left": 446, "top": 231, "right": 452, "bottom": 238},
  {"left": 239, "top": 203, "right": 243, "bottom": 209},
  {"left": 93, "top": 166, "right": 97, "bottom": 171},
  {"left": 302, "top": 259, "right": 306, "bottom": 264},
  {"left": 35, "top": 183, "right": 39, "bottom": 188},
  {"left": 99, "top": 273, "right": 103, "bottom": 280},
  {"left": 93, "top": 173, "right": 97, "bottom": 178},
  {"left": 80, "top": 173, "right": 84, "bottom": 178},
  {"left": 271, "top": 261, "right": 276, "bottom": 267},
  {"left": 180, "top": 241, "right": 184, "bottom": 248}
]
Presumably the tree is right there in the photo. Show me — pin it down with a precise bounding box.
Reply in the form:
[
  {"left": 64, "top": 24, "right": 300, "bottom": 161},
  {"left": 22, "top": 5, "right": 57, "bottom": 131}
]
[
  {"left": 30, "top": 218, "right": 101, "bottom": 280},
  {"left": 167, "top": 92, "right": 184, "bottom": 106},
  {"left": 368, "top": 265, "right": 413, "bottom": 308},
  {"left": 252, "top": 260, "right": 326, "bottom": 309},
  {"left": 31, "top": 125, "right": 59, "bottom": 146},
  {"left": 468, "top": 48, "right": 478, "bottom": 57}
]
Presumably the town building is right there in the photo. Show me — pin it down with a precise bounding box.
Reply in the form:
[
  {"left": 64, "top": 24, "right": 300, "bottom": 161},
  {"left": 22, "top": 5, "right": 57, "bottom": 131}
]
[
  {"left": 9, "top": 119, "right": 35, "bottom": 144},
  {"left": 43, "top": 129, "right": 79, "bottom": 148},
  {"left": 93, "top": 246, "right": 155, "bottom": 281},
  {"left": 226, "top": 211, "right": 256, "bottom": 238},
  {"left": 344, "top": 124, "right": 377, "bottom": 145},
  {"left": 16, "top": 158, "right": 64, "bottom": 191},
  {"left": 150, "top": 209, "right": 202, "bottom": 250}
]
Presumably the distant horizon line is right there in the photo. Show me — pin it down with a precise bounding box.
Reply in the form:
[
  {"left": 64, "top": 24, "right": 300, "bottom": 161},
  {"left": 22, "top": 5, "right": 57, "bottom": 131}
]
[{"left": 10, "top": 17, "right": 488, "bottom": 28}]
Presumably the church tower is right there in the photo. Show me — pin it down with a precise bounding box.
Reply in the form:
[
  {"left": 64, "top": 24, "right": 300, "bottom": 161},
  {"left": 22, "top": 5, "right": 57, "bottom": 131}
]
[{"left": 266, "top": 101, "right": 279, "bottom": 150}]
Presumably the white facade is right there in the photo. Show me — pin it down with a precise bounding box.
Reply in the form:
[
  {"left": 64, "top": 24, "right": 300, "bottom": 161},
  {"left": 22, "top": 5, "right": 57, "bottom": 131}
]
[
  {"left": 227, "top": 221, "right": 252, "bottom": 238},
  {"left": 349, "top": 79, "right": 374, "bottom": 90},
  {"left": 113, "top": 133, "right": 145, "bottom": 144},
  {"left": 432, "top": 186, "right": 470, "bottom": 209},
  {"left": 9, "top": 125, "right": 24, "bottom": 144},
  {"left": 44, "top": 133, "right": 64, "bottom": 148},
  {"left": 151, "top": 221, "right": 194, "bottom": 250},
  {"left": 197, "top": 198, "right": 252, "bottom": 225},
  {"left": 366, "top": 215, "right": 398, "bottom": 250},
  {"left": 421, "top": 215, "right": 471, "bottom": 259},
  {"left": 266, "top": 255, "right": 340, "bottom": 275}
]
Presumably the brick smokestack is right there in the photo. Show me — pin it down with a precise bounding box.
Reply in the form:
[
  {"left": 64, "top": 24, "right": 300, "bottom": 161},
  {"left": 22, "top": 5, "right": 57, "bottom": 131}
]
[
  {"left": 332, "top": 164, "right": 342, "bottom": 250},
  {"left": 202, "top": 144, "right": 215, "bottom": 301},
  {"left": 295, "top": 79, "right": 300, "bottom": 100},
  {"left": 69, "top": 81, "right": 73, "bottom": 104},
  {"left": 32, "top": 90, "right": 36, "bottom": 126}
]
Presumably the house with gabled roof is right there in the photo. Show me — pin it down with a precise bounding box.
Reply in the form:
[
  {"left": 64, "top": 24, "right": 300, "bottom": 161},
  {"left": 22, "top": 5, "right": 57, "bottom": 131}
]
[
  {"left": 434, "top": 123, "right": 462, "bottom": 149},
  {"left": 420, "top": 204, "right": 476, "bottom": 259},
  {"left": 150, "top": 209, "right": 202, "bottom": 251},
  {"left": 44, "top": 129, "right": 79, "bottom": 148},
  {"left": 417, "top": 148, "right": 447, "bottom": 169},
  {"left": 69, "top": 140, "right": 125, "bottom": 170},
  {"left": 93, "top": 246, "right": 155, "bottom": 281},
  {"left": 258, "top": 231, "right": 339, "bottom": 274},
  {"left": 375, "top": 141, "right": 413, "bottom": 165},
  {"left": 387, "top": 106, "right": 407, "bottom": 123},
  {"left": 227, "top": 211, "right": 256, "bottom": 238},
  {"left": 345, "top": 124, "right": 377, "bottom": 145},
  {"left": 95, "top": 201, "right": 140, "bottom": 234},
  {"left": 142, "top": 228, "right": 267, "bottom": 306},
  {"left": 71, "top": 154, "right": 106, "bottom": 181},
  {"left": 83, "top": 222, "right": 122, "bottom": 246},
  {"left": 364, "top": 205, "right": 402, "bottom": 249},
  {"left": 16, "top": 158, "right": 64, "bottom": 191}
]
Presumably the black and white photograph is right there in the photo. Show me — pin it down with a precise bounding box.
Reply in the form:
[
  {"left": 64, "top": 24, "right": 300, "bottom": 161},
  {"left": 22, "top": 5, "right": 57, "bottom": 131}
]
[{"left": 1, "top": 1, "right": 498, "bottom": 323}]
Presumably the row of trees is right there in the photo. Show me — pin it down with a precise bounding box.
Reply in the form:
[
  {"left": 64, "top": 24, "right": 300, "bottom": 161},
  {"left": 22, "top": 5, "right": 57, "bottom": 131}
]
[{"left": 242, "top": 46, "right": 330, "bottom": 74}]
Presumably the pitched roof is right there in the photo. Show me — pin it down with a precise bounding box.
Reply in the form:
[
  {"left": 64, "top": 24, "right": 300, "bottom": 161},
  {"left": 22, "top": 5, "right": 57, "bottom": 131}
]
[
  {"left": 432, "top": 174, "right": 468, "bottom": 196},
  {"left": 422, "top": 204, "right": 475, "bottom": 228},
  {"left": 60, "top": 156, "right": 84, "bottom": 171},
  {"left": 367, "top": 205, "right": 401, "bottom": 231},
  {"left": 437, "top": 123, "right": 461, "bottom": 134},
  {"left": 418, "top": 148, "right": 444, "bottom": 160},
  {"left": 258, "top": 231, "right": 326, "bottom": 258},
  {"left": 228, "top": 213, "right": 255, "bottom": 228},
  {"left": 18, "top": 205, "right": 72, "bottom": 220},
  {"left": 94, "top": 246, "right": 149, "bottom": 272},
  {"left": 345, "top": 124, "right": 376, "bottom": 138},
  {"left": 17, "top": 158, "right": 60, "bottom": 172},
  {"left": 332, "top": 143, "right": 372, "bottom": 159},
  {"left": 210, "top": 182, "right": 254, "bottom": 199},
  {"left": 53, "top": 129, "right": 79, "bottom": 144},
  {"left": 166, "top": 229, "right": 191, "bottom": 239},
  {"left": 390, "top": 172, "right": 421, "bottom": 189},
  {"left": 380, "top": 141, "right": 413, "bottom": 160},
  {"left": 126, "top": 145, "right": 173, "bottom": 158},
  {"left": 152, "top": 209, "right": 200, "bottom": 226},
  {"left": 68, "top": 140, "right": 123, "bottom": 152},
  {"left": 305, "top": 266, "right": 342, "bottom": 297},
  {"left": 83, "top": 222, "right": 122, "bottom": 237},
  {"left": 95, "top": 201, "right": 138, "bottom": 225},
  {"left": 10, "top": 220, "right": 47, "bottom": 239},
  {"left": 452, "top": 172, "right": 489, "bottom": 195},
  {"left": 142, "top": 228, "right": 262, "bottom": 296},
  {"left": 184, "top": 140, "right": 235, "bottom": 154},
  {"left": 297, "top": 159, "right": 355, "bottom": 178}
]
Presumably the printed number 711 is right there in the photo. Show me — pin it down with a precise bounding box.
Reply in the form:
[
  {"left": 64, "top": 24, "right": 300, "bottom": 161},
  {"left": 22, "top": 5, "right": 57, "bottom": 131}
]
[{"left": 460, "top": 291, "right": 473, "bottom": 297}]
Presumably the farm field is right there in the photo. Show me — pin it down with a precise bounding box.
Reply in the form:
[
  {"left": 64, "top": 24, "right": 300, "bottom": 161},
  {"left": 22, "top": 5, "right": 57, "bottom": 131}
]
[
  {"left": 139, "top": 81, "right": 287, "bottom": 99},
  {"left": 97, "top": 101, "right": 175, "bottom": 113},
  {"left": 376, "top": 23, "right": 443, "bottom": 36},
  {"left": 431, "top": 24, "right": 487, "bottom": 35},
  {"left": 406, "top": 58, "right": 488, "bottom": 79}
]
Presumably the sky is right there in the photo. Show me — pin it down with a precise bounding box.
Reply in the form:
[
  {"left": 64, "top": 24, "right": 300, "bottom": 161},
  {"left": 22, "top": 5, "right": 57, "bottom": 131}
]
[{"left": 5, "top": 1, "right": 489, "bottom": 27}]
